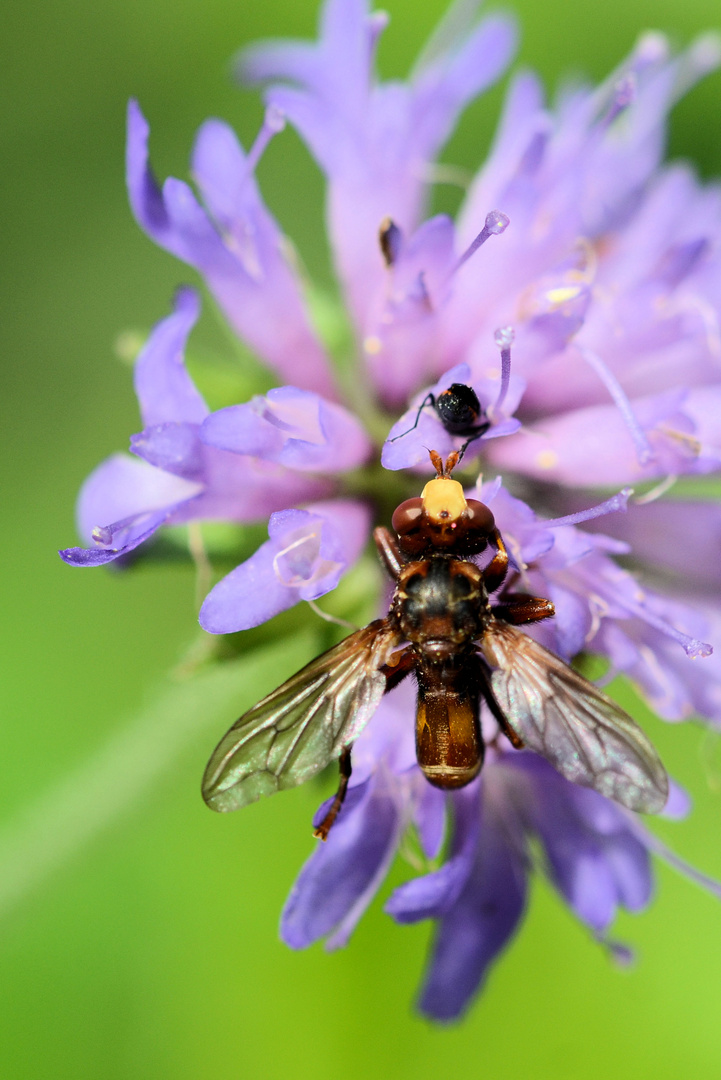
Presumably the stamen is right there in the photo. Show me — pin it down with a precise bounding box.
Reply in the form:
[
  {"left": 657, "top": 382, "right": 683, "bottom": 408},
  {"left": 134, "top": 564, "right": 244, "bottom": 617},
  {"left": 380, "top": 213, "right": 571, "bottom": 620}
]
[
  {"left": 543, "top": 488, "right": 633, "bottom": 528},
  {"left": 625, "top": 601, "right": 713, "bottom": 659},
  {"left": 368, "top": 10, "right": 390, "bottom": 52},
  {"left": 492, "top": 326, "right": 514, "bottom": 413},
  {"left": 272, "top": 532, "right": 318, "bottom": 586},
  {"left": 634, "top": 474, "right": 678, "bottom": 504},
  {"left": 379, "top": 217, "right": 402, "bottom": 267},
  {"left": 452, "top": 210, "right": 509, "bottom": 275},
  {"left": 306, "top": 599, "right": 357, "bottom": 631},
  {"left": 581, "top": 349, "right": 655, "bottom": 466},
  {"left": 91, "top": 525, "right": 113, "bottom": 546},
  {"left": 601, "top": 73, "right": 636, "bottom": 127},
  {"left": 245, "top": 105, "right": 286, "bottom": 175},
  {"left": 624, "top": 813, "right": 721, "bottom": 901}
]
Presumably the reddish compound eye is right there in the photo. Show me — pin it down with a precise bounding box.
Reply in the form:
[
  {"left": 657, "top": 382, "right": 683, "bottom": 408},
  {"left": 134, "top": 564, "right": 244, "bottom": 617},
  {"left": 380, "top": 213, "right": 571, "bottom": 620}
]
[
  {"left": 392, "top": 498, "right": 430, "bottom": 555},
  {"left": 392, "top": 498, "right": 424, "bottom": 536},
  {"left": 392, "top": 496, "right": 496, "bottom": 557},
  {"left": 463, "top": 500, "right": 495, "bottom": 538}
]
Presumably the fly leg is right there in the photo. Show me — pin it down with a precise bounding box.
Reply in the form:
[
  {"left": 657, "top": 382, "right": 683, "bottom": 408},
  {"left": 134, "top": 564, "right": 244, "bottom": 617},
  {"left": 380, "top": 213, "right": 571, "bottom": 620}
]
[
  {"left": 474, "top": 658, "right": 525, "bottom": 750},
  {"left": 492, "top": 595, "right": 555, "bottom": 625},
  {"left": 312, "top": 646, "right": 414, "bottom": 841},
  {"left": 481, "top": 528, "right": 509, "bottom": 594},
  {"left": 455, "top": 423, "right": 490, "bottom": 464},
  {"left": 313, "top": 746, "right": 353, "bottom": 841},
  {"left": 387, "top": 393, "right": 435, "bottom": 442},
  {"left": 374, "top": 526, "right": 403, "bottom": 580}
]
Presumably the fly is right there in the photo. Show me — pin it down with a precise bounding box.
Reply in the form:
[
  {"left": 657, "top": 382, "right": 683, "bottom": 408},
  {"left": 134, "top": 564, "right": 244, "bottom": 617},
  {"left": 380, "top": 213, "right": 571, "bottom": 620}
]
[{"left": 202, "top": 451, "right": 668, "bottom": 838}]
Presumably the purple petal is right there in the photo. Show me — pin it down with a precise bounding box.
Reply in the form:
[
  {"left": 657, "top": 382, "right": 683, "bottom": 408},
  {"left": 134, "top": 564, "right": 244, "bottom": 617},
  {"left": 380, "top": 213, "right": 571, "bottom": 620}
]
[
  {"left": 409, "top": 14, "right": 517, "bottom": 159},
  {"left": 73, "top": 453, "right": 203, "bottom": 545},
  {"left": 514, "top": 756, "right": 652, "bottom": 932},
  {"left": 487, "top": 388, "right": 718, "bottom": 487},
  {"left": 133, "top": 287, "right": 208, "bottom": 427},
  {"left": 130, "top": 422, "right": 204, "bottom": 479},
  {"left": 199, "top": 535, "right": 297, "bottom": 631},
  {"left": 127, "top": 101, "right": 335, "bottom": 397},
  {"left": 413, "top": 779, "right": 447, "bottom": 861},
  {"left": 199, "top": 500, "right": 370, "bottom": 633},
  {"left": 59, "top": 508, "right": 171, "bottom": 566},
  {"left": 381, "top": 364, "right": 471, "bottom": 470},
  {"left": 200, "top": 386, "right": 371, "bottom": 472},
  {"left": 281, "top": 773, "right": 401, "bottom": 950},
  {"left": 480, "top": 481, "right": 555, "bottom": 565},
  {"left": 543, "top": 583, "right": 593, "bottom": 661},
  {"left": 239, "top": 2, "right": 514, "bottom": 331},
  {"left": 181, "top": 447, "right": 329, "bottom": 525},
  {"left": 386, "top": 785, "right": 478, "bottom": 922},
  {"left": 364, "top": 216, "right": 457, "bottom": 406},
  {"left": 660, "top": 780, "right": 691, "bottom": 820},
  {"left": 583, "top": 498, "right": 721, "bottom": 592},
  {"left": 418, "top": 791, "right": 528, "bottom": 1021}
]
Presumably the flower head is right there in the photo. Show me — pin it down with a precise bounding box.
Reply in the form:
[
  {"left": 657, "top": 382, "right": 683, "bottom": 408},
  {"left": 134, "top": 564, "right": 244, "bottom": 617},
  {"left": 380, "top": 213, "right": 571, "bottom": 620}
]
[{"left": 60, "top": 0, "right": 721, "bottom": 1019}]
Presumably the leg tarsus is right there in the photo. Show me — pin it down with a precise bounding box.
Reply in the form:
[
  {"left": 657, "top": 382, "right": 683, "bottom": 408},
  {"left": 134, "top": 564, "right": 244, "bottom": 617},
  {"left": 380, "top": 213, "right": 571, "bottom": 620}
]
[
  {"left": 455, "top": 424, "right": 490, "bottom": 464},
  {"left": 313, "top": 746, "right": 353, "bottom": 841}
]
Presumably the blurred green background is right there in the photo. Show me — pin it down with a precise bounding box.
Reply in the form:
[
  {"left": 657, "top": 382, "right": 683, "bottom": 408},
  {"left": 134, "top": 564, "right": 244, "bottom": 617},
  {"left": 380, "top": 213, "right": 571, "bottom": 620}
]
[{"left": 2, "top": 0, "right": 721, "bottom": 1076}]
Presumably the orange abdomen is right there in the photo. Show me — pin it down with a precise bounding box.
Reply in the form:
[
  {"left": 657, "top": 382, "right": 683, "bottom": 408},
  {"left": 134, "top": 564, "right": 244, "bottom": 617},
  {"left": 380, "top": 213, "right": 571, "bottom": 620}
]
[{"left": 415, "top": 660, "right": 483, "bottom": 789}]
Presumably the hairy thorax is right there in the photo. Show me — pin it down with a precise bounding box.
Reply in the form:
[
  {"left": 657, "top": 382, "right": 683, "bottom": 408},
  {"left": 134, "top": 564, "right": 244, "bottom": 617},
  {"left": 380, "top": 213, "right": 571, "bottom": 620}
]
[{"left": 390, "top": 556, "right": 489, "bottom": 658}]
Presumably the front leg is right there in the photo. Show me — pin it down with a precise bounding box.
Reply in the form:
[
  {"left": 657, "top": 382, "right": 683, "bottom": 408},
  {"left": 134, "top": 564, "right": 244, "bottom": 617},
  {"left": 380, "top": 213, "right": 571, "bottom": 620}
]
[
  {"left": 481, "top": 528, "right": 509, "bottom": 594},
  {"left": 374, "top": 526, "right": 403, "bottom": 581},
  {"left": 493, "top": 594, "right": 555, "bottom": 625}
]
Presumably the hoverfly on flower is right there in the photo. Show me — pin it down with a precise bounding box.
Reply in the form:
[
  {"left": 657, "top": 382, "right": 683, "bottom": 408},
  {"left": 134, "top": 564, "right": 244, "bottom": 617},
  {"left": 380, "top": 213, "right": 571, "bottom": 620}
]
[{"left": 202, "top": 452, "right": 668, "bottom": 838}]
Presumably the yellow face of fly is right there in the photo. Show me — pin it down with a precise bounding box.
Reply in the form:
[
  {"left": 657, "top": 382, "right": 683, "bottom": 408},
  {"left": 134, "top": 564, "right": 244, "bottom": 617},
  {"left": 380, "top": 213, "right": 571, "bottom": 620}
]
[{"left": 420, "top": 477, "right": 467, "bottom": 524}]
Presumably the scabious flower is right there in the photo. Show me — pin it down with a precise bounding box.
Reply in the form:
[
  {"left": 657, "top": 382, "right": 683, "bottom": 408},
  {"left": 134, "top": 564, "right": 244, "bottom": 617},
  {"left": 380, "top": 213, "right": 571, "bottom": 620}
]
[
  {"left": 60, "top": 0, "right": 721, "bottom": 1019},
  {"left": 282, "top": 487, "right": 721, "bottom": 1019}
]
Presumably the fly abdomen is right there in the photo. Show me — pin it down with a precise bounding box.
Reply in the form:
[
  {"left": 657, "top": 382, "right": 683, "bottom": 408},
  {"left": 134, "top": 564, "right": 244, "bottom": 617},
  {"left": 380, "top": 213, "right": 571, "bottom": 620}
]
[{"left": 415, "top": 652, "right": 483, "bottom": 789}]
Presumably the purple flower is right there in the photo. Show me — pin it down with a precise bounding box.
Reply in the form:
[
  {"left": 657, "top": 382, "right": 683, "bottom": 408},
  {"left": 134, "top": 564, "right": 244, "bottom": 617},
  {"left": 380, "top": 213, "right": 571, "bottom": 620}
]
[
  {"left": 60, "top": 287, "right": 372, "bottom": 629},
  {"left": 61, "top": 0, "right": 721, "bottom": 1019},
  {"left": 277, "top": 487, "right": 721, "bottom": 1020},
  {"left": 281, "top": 668, "right": 720, "bottom": 1021}
]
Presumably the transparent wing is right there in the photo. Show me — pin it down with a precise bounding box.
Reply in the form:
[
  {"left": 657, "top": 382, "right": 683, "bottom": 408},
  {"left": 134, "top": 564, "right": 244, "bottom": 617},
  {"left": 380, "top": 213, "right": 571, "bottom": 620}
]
[
  {"left": 479, "top": 620, "right": 669, "bottom": 813},
  {"left": 202, "top": 620, "right": 400, "bottom": 813}
]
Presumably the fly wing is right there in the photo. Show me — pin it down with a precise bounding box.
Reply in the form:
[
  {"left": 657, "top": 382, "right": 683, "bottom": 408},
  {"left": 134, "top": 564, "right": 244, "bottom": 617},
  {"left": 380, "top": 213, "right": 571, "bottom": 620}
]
[
  {"left": 202, "top": 620, "right": 400, "bottom": 812},
  {"left": 479, "top": 620, "right": 669, "bottom": 813}
]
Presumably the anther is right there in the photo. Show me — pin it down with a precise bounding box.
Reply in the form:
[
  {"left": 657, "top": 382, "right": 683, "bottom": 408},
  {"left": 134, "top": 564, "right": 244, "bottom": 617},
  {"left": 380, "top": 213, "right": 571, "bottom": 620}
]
[
  {"left": 379, "top": 217, "right": 403, "bottom": 267},
  {"left": 92, "top": 525, "right": 113, "bottom": 546}
]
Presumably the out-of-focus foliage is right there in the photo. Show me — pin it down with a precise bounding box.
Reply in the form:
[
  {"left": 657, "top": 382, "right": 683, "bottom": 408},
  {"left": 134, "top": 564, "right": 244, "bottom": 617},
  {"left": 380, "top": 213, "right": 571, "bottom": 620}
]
[{"left": 1, "top": 0, "right": 720, "bottom": 1076}]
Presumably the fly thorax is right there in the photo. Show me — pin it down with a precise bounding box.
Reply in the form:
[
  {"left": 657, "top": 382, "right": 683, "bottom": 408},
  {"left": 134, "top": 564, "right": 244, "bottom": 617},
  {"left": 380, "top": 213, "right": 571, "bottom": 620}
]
[{"left": 392, "top": 556, "right": 487, "bottom": 646}]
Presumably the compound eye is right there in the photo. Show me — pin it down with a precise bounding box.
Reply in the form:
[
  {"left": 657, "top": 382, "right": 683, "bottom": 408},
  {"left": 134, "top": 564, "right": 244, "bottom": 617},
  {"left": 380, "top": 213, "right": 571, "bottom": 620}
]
[
  {"left": 392, "top": 498, "right": 424, "bottom": 536},
  {"left": 463, "top": 500, "right": 495, "bottom": 537}
]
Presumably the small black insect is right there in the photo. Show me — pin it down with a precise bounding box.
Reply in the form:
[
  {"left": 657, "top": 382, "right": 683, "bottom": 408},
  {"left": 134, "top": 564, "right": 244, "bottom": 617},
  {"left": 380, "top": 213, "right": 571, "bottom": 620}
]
[{"left": 388, "top": 383, "right": 490, "bottom": 463}]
